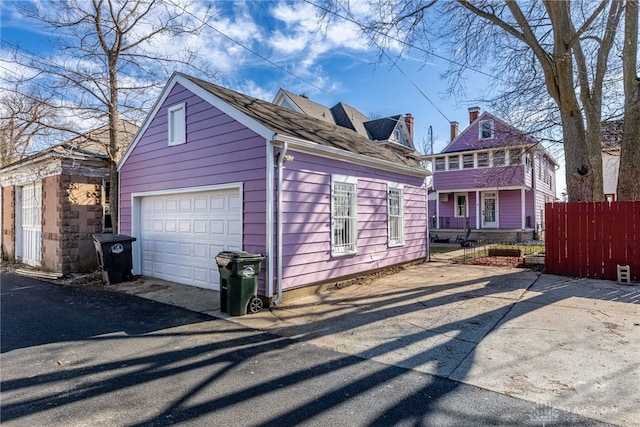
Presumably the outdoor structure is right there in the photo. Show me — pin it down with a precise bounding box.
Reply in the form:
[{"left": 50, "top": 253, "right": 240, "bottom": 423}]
[
  {"left": 0, "top": 121, "right": 137, "bottom": 273},
  {"left": 601, "top": 119, "right": 622, "bottom": 201},
  {"left": 426, "top": 107, "right": 558, "bottom": 242},
  {"left": 117, "top": 72, "right": 429, "bottom": 304}
]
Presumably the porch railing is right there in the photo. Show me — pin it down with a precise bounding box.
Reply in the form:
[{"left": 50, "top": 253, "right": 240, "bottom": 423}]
[{"left": 431, "top": 216, "right": 476, "bottom": 230}]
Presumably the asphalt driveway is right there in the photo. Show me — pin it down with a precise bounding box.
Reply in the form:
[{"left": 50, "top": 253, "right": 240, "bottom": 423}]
[{"left": 110, "top": 260, "right": 640, "bottom": 426}]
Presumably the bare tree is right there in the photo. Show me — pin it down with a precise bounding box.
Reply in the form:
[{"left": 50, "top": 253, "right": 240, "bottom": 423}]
[
  {"left": 8, "top": 0, "right": 217, "bottom": 231},
  {"left": 360, "top": 0, "right": 631, "bottom": 201},
  {"left": 618, "top": 0, "right": 640, "bottom": 200},
  {"left": 0, "top": 84, "right": 60, "bottom": 167}
]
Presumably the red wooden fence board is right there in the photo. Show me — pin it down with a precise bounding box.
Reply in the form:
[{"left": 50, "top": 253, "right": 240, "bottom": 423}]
[{"left": 545, "top": 201, "right": 640, "bottom": 282}]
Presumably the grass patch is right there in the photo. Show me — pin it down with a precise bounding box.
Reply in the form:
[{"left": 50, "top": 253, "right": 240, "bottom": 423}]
[{"left": 430, "top": 245, "right": 460, "bottom": 254}]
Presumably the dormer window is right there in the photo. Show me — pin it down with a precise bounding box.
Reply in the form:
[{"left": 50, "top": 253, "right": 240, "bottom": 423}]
[{"left": 479, "top": 120, "right": 493, "bottom": 139}]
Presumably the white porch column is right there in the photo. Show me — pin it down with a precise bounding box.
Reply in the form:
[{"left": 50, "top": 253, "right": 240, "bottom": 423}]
[
  {"left": 436, "top": 192, "right": 440, "bottom": 229},
  {"left": 521, "top": 188, "right": 526, "bottom": 229},
  {"left": 475, "top": 190, "right": 480, "bottom": 229}
]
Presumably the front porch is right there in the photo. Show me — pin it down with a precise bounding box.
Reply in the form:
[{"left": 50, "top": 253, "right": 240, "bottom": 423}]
[{"left": 429, "top": 227, "right": 538, "bottom": 244}]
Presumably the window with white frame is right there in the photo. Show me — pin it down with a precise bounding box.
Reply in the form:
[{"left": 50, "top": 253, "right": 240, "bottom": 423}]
[
  {"left": 463, "top": 154, "right": 474, "bottom": 169},
  {"left": 477, "top": 151, "right": 489, "bottom": 167},
  {"left": 479, "top": 120, "right": 493, "bottom": 139},
  {"left": 331, "top": 175, "right": 358, "bottom": 255},
  {"left": 493, "top": 150, "right": 505, "bottom": 166},
  {"left": 387, "top": 183, "right": 404, "bottom": 246},
  {"left": 448, "top": 155, "right": 460, "bottom": 170},
  {"left": 168, "top": 103, "right": 186, "bottom": 146},
  {"left": 509, "top": 148, "right": 522, "bottom": 165},
  {"left": 435, "top": 157, "right": 445, "bottom": 171}
]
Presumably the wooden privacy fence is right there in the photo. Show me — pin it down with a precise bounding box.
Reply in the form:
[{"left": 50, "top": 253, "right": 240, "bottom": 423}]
[{"left": 545, "top": 201, "right": 640, "bottom": 282}]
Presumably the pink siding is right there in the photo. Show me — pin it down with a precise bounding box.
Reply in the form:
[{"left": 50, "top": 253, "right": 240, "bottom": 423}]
[
  {"left": 445, "top": 112, "right": 536, "bottom": 153},
  {"left": 279, "top": 151, "right": 427, "bottom": 290},
  {"left": 119, "top": 84, "right": 268, "bottom": 256},
  {"left": 433, "top": 165, "right": 525, "bottom": 191},
  {"left": 120, "top": 82, "right": 429, "bottom": 295},
  {"left": 498, "top": 190, "right": 522, "bottom": 229}
]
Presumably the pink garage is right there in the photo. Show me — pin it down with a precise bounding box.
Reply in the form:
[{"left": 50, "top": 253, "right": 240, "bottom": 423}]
[{"left": 117, "top": 73, "right": 430, "bottom": 305}]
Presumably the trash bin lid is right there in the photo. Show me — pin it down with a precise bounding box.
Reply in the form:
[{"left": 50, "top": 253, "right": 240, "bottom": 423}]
[
  {"left": 92, "top": 233, "right": 137, "bottom": 243},
  {"left": 216, "top": 250, "right": 266, "bottom": 261}
]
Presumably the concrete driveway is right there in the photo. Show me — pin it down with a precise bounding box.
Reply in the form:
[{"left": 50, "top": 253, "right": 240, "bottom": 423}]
[{"left": 111, "top": 260, "right": 640, "bottom": 426}]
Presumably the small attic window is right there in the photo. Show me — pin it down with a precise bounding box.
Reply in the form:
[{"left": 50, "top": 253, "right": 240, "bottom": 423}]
[
  {"left": 168, "top": 103, "right": 186, "bottom": 146},
  {"left": 479, "top": 120, "right": 493, "bottom": 139}
]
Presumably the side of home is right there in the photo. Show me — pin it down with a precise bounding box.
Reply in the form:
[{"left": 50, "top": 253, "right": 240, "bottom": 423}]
[
  {"left": 427, "top": 107, "right": 557, "bottom": 242},
  {"left": 118, "top": 73, "right": 429, "bottom": 302}
]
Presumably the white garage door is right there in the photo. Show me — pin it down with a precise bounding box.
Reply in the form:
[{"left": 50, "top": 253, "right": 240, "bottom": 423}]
[{"left": 140, "top": 189, "right": 241, "bottom": 289}]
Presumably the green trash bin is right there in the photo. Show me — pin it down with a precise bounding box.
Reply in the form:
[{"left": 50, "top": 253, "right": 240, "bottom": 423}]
[{"left": 215, "top": 251, "right": 266, "bottom": 316}]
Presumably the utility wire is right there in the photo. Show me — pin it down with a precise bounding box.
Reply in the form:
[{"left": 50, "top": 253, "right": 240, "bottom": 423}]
[
  {"left": 334, "top": 0, "right": 451, "bottom": 122},
  {"left": 304, "top": 0, "right": 505, "bottom": 83}
]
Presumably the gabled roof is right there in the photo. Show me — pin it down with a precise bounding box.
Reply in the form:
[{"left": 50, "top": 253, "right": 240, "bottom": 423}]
[
  {"left": 364, "top": 115, "right": 401, "bottom": 141},
  {"left": 1, "top": 120, "right": 138, "bottom": 171},
  {"left": 273, "top": 88, "right": 335, "bottom": 124},
  {"left": 442, "top": 111, "right": 538, "bottom": 153},
  {"left": 330, "top": 102, "right": 371, "bottom": 138},
  {"left": 120, "top": 73, "right": 424, "bottom": 173}
]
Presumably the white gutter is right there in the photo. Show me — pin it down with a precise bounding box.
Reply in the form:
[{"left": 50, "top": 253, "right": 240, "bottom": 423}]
[
  {"left": 272, "top": 139, "right": 288, "bottom": 306},
  {"left": 265, "top": 136, "right": 275, "bottom": 300}
]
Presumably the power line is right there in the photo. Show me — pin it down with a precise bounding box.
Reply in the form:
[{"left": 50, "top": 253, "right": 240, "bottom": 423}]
[
  {"left": 334, "top": 0, "right": 451, "bottom": 122},
  {"left": 304, "top": 0, "right": 505, "bottom": 83}
]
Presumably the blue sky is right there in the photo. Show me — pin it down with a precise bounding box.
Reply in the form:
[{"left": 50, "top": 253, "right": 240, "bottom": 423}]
[
  {"left": 1, "top": 0, "right": 566, "bottom": 194},
  {"left": 0, "top": 0, "right": 499, "bottom": 155}
]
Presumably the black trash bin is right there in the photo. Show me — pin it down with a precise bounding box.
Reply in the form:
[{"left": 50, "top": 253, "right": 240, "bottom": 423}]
[
  {"left": 92, "top": 234, "right": 136, "bottom": 284},
  {"left": 215, "top": 251, "right": 266, "bottom": 316}
]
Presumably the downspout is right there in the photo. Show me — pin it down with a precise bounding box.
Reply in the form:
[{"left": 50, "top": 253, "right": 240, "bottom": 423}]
[{"left": 273, "top": 139, "right": 288, "bottom": 306}]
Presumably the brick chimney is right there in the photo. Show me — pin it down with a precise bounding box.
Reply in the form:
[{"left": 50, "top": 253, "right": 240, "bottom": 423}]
[
  {"left": 468, "top": 107, "right": 480, "bottom": 124},
  {"left": 450, "top": 121, "right": 459, "bottom": 141},
  {"left": 404, "top": 113, "right": 414, "bottom": 140}
]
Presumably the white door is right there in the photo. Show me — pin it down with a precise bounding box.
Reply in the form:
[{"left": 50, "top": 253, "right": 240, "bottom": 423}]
[
  {"left": 482, "top": 192, "right": 498, "bottom": 228},
  {"left": 139, "top": 189, "right": 241, "bottom": 289},
  {"left": 18, "top": 182, "right": 42, "bottom": 266}
]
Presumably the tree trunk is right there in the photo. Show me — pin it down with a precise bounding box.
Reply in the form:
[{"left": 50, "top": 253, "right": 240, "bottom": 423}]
[
  {"left": 108, "top": 55, "right": 120, "bottom": 233},
  {"left": 561, "top": 109, "right": 595, "bottom": 201},
  {"left": 617, "top": 0, "right": 640, "bottom": 200}
]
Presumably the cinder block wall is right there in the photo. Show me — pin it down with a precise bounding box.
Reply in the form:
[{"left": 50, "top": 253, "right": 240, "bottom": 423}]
[{"left": 57, "top": 174, "right": 105, "bottom": 273}]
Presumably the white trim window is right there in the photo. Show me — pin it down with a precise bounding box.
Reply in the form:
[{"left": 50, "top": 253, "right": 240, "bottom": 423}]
[
  {"left": 387, "top": 183, "right": 404, "bottom": 247},
  {"left": 331, "top": 175, "right": 358, "bottom": 256},
  {"left": 168, "top": 103, "right": 186, "bottom": 146},
  {"left": 479, "top": 120, "right": 494, "bottom": 139}
]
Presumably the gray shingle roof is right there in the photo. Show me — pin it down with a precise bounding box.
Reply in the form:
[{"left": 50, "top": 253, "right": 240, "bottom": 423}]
[
  {"left": 181, "top": 74, "right": 422, "bottom": 169},
  {"left": 278, "top": 88, "right": 335, "bottom": 124},
  {"left": 364, "top": 115, "right": 401, "bottom": 141}
]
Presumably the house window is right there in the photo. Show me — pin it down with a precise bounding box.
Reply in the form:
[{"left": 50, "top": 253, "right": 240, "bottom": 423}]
[
  {"left": 477, "top": 151, "right": 489, "bottom": 167},
  {"left": 332, "top": 175, "right": 358, "bottom": 256},
  {"left": 448, "top": 155, "right": 460, "bottom": 170},
  {"left": 387, "top": 183, "right": 404, "bottom": 246},
  {"left": 455, "top": 193, "right": 467, "bottom": 217},
  {"left": 463, "top": 154, "right": 474, "bottom": 169},
  {"left": 493, "top": 150, "right": 505, "bottom": 166},
  {"left": 435, "top": 157, "right": 445, "bottom": 171},
  {"left": 509, "top": 148, "right": 521, "bottom": 165},
  {"left": 168, "top": 103, "right": 186, "bottom": 146},
  {"left": 479, "top": 120, "right": 493, "bottom": 139}
]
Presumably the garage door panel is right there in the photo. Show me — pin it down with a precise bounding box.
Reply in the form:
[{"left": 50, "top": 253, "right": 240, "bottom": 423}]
[{"left": 140, "top": 189, "right": 241, "bottom": 290}]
